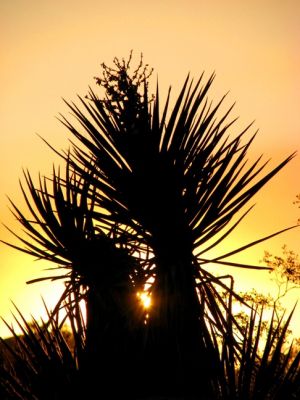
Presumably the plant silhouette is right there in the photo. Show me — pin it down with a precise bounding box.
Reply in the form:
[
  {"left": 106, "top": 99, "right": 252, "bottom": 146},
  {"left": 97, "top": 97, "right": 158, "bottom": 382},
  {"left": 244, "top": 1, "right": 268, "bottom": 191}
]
[{"left": 1, "top": 53, "right": 298, "bottom": 399}]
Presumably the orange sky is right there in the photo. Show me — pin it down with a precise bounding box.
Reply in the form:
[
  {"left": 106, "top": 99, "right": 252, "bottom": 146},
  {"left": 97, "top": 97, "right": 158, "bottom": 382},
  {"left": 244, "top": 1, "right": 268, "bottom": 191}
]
[{"left": 0, "top": 0, "right": 299, "bottom": 337}]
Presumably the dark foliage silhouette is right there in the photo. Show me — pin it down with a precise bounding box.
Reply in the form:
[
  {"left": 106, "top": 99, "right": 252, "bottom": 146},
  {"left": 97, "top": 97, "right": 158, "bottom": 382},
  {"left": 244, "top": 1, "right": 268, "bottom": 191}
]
[{"left": 1, "top": 53, "right": 299, "bottom": 399}]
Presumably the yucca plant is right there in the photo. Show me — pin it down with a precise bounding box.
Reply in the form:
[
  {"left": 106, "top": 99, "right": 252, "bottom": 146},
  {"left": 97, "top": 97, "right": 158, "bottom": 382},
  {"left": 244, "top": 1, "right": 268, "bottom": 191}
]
[
  {"left": 2, "top": 160, "right": 147, "bottom": 397},
  {"left": 0, "top": 296, "right": 85, "bottom": 400},
  {"left": 212, "top": 296, "right": 300, "bottom": 399},
  {"left": 55, "top": 53, "right": 294, "bottom": 395},
  {"left": 2, "top": 53, "right": 297, "bottom": 398}
]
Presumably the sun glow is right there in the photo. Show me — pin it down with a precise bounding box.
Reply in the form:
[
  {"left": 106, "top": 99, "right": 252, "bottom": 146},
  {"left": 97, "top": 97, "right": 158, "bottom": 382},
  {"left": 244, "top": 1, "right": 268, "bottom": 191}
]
[{"left": 136, "top": 291, "right": 152, "bottom": 309}]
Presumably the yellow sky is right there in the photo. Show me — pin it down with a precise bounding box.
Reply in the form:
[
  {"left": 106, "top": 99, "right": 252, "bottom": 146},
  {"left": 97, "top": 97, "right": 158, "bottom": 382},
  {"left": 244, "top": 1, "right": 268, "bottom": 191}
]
[{"left": 0, "top": 0, "right": 299, "bottom": 337}]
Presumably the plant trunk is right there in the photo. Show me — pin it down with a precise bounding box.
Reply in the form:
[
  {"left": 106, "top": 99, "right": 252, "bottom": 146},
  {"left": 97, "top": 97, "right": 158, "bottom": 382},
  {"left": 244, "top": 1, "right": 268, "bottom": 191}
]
[
  {"left": 82, "top": 285, "right": 143, "bottom": 398},
  {"left": 144, "top": 239, "right": 216, "bottom": 398}
]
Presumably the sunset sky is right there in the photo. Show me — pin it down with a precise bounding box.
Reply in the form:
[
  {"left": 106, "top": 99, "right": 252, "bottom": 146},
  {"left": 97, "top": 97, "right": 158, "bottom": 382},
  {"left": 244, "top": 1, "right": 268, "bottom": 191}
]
[{"left": 0, "top": 0, "right": 299, "bottom": 337}]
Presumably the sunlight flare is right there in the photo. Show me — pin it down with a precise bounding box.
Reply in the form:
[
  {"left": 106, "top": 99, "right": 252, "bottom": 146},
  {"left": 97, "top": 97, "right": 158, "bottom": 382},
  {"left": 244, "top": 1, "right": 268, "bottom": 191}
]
[{"left": 136, "top": 291, "right": 152, "bottom": 309}]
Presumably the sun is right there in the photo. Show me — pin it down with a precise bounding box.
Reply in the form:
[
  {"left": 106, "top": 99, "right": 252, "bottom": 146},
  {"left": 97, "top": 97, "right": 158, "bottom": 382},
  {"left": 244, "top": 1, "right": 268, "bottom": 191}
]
[{"left": 136, "top": 291, "right": 152, "bottom": 309}]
